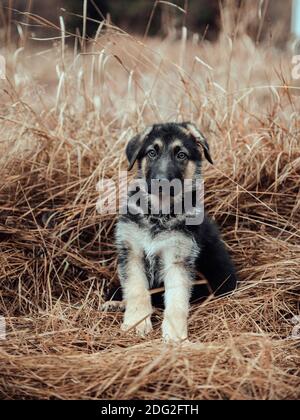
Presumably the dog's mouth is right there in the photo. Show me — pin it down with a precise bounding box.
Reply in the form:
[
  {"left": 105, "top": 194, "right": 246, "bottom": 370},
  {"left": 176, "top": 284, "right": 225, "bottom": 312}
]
[{"left": 150, "top": 187, "right": 178, "bottom": 199}]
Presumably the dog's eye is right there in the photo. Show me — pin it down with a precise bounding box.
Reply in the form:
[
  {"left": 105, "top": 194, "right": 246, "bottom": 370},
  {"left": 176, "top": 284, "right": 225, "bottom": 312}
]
[
  {"left": 177, "top": 152, "right": 188, "bottom": 161},
  {"left": 147, "top": 150, "right": 157, "bottom": 159}
]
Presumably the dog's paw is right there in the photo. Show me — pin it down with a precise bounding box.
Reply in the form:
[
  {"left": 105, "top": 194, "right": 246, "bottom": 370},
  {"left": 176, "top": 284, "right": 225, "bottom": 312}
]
[
  {"left": 162, "top": 319, "right": 187, "bottom": 343},
  {"left": 121, "top": 316, "right": 153, "bottom": 337},
  {"left": 135, "top": 317, "right": 153, "bottom": 337}
]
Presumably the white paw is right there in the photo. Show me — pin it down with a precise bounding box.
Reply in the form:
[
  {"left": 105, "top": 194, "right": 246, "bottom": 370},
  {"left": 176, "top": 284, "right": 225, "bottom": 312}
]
[
  {"left": 121, "top": 313, "right": 153, "bottom": 337},
  {"left": 162, "top": 318, "right": 188, "bottom": 343},
  {"left": 136, "top": 317, "right": 153, "bottom": 337}
]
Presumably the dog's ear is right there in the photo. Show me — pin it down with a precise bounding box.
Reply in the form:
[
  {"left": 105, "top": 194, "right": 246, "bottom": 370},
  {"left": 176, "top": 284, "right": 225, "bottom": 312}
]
[
  {"left": 181, "top": 122, "right": 213, "bottom": 165},
  {"left": 126, "top": 126, "right": 154, "bottom": 171}
]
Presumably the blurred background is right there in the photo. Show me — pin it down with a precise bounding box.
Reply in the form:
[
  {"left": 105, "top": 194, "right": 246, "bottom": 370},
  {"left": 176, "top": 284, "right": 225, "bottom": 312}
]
[{"left": 0, "top": 0, "right": 294, "bottom": 45}]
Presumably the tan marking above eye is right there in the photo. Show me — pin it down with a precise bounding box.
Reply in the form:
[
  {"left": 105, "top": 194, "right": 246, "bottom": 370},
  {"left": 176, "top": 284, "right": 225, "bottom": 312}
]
[
  {"left": 172, "top": 140, "right": 184, "bottom": 149},
  {"left": 152, "top": 139, "right": 163, "bottom": 149},
  {"left": 171, "top": 140, "right": 190, "bottom": 156}
]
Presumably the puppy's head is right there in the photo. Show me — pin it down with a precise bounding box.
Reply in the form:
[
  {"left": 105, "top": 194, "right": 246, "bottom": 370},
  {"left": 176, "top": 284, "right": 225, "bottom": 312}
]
[{"left": 126, "top": 122, "right": 213, "bottom": 195}]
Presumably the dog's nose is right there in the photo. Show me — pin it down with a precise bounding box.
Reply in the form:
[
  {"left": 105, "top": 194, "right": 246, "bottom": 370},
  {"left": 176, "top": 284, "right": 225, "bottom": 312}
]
[
  {"left": 153, "top": 175, "right": 169, "bottom": 183},
  {"left": 152, "top": 170, "right": 171, "bottom": 181}
]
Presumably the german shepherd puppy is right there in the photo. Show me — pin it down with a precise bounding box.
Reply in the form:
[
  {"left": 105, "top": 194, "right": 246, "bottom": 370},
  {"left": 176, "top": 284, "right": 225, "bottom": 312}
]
[{"left": 115, "top": 122, "right": 237, "bottom": 342}]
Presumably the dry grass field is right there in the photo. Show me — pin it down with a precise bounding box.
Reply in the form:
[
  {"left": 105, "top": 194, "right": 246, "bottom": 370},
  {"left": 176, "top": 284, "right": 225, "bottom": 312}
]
[{"left": 0, "top": 4, "right": 299, "bottom": 399}]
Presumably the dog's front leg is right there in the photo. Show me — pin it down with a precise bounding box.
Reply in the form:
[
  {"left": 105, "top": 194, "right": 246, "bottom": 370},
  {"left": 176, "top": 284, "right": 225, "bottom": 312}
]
[
  {"left": 162, "top": 260, "right": 191, "bottom": 343},
  {"left": 120, "top": 249, "right": 153, "bottom": 337}
]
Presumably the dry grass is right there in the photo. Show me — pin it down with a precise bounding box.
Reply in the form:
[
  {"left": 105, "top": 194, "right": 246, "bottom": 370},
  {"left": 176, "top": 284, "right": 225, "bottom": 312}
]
[{"left": 0, "top": 3, "right": 299, "bottom": 400}]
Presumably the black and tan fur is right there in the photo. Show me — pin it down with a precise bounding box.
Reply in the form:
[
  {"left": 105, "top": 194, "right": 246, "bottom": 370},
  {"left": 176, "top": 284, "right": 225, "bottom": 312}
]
[{"left": 115, "top": 122, "right": 237, "bottom": 342}]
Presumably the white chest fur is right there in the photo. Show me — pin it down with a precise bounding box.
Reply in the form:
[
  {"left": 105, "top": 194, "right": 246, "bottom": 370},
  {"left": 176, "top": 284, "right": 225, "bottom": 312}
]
[{"left": 116, "top": 220, "right": 199, "bottom": 264}]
